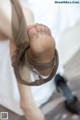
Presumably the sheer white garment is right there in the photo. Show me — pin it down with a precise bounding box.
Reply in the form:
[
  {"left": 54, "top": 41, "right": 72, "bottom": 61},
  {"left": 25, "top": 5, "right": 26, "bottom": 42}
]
[{"left": 0, "top": 0, "right": 80, "bottom": 115}]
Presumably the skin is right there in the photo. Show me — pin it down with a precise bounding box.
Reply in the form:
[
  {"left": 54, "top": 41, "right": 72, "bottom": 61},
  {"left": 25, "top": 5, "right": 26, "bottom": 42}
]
[{"left": 0, "top": 0, "right": 55, "bottom": 120}]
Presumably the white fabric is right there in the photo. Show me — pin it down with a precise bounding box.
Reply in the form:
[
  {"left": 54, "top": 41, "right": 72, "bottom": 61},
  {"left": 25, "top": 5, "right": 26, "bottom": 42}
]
[
  {"left": 0, "top": 0, "right": 80, "bottom": 115},
  {"left": 0, "top": 40, "right": 55, "bottom": 115}
]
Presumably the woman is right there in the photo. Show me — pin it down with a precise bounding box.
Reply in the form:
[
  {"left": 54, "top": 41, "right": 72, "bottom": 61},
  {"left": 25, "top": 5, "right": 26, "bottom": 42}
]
[{"left": 0, "top": 0, "right": 56, "bottom": 120}]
